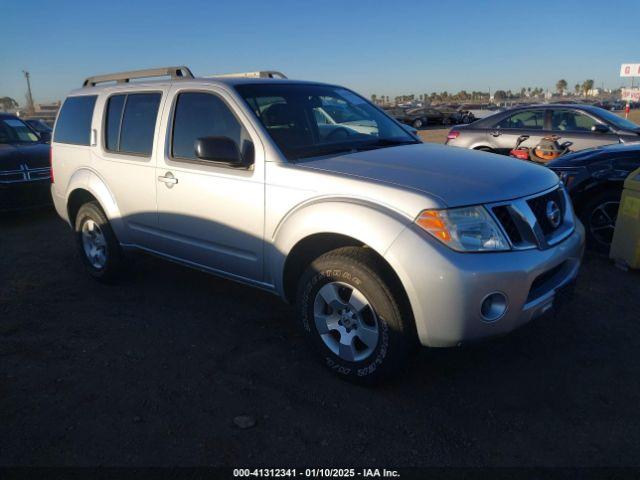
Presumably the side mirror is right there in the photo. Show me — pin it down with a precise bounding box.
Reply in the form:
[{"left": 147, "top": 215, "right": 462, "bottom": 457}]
[
  {"left": 194, "top": 136, "right": 250, "bottom": 166},
  {"left": 591, "top": 124, "right": 610, "bottom": 134},
  {"left": 38, "top": 131, "right": 52, "bottom": 143}
]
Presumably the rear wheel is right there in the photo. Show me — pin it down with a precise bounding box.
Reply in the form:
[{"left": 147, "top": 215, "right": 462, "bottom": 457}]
[
  {"left": 475, "top": 146, "right": 493, "bottom": 153},
  {"left": 296, "top": 247, "right": 416, "bottom": 384},
  {"left": 579, "top": 189, "right": 621, "bottom": 254},
  {"left": 74, "top": 201, "right": 124, "bottom": 282},
  {"left": 412, "top": 119, "right": 423, "bottom": 129}
]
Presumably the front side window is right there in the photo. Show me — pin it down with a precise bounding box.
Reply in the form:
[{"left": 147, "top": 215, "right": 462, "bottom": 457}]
[
  {"left": 0, "top": 117, "right": 39, "bottom": 143},
  {"left": 496, "top": 110, "right": 545, "bottom": 130},
  {"left": 551, "top": 109, "right": 600, "bottom": 132},
  {"left": 236, "top": 84, "right": 417, "bottom": 161},
  {"left": 171, "top": 92, "right": 252, "bottom": 161},
  {"left": 54, "top": 95, "right": 97, "bottom": 145}
]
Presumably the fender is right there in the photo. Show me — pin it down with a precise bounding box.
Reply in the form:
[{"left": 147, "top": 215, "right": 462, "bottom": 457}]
[
  {"left": 64, "top": 168, "right": 128, "bottom": 242},
  {"left": 268, "top": 196, "right": 414, "bottom": 298}
]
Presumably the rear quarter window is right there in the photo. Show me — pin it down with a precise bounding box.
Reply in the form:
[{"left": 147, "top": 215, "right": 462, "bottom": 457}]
[{"left": 54, "top": 96, "right": 97, "bottom": 145}]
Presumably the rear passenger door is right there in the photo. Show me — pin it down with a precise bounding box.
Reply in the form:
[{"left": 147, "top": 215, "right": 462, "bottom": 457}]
[
  {"left": 548, "top": 109, "right": 619, "bottom": 151},
  {"left": 95, "top": 89, "right": 166, "bottom": 245},
  {"left": 489, "top": 109, "right": 547, "bottom": 154},
  {"left": 153, "top": 86, "right": 265, "bottom": 282}
]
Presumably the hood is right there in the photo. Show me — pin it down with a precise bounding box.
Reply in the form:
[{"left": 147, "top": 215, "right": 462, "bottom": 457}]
[
  {"left": 0, "top": 143, "right": 50, "bottom": 172},
  {"left": 297, "top": 143, "right": 559, "bottom": 208},
  {"left": 548, "top": 142, "right": 640, "bottom": 168}
]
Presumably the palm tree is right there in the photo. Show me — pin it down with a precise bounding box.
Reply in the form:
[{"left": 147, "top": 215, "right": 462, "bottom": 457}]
[
  {"left": 0, "top": 96, "right": 18, "bottom": 111},
  {"left": 574, "top": 83, "right": 580, "bottom": 95},
  {"left": 582, "top": 79, "right": 595, "bottom": 97},
  {"left": 556, "top": 79, "right": 568, "bottom": 95}
]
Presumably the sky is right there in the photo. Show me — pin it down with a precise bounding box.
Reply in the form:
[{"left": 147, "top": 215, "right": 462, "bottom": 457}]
[{"left": 2, "top": 0, "right": 640, "bottom": 105}]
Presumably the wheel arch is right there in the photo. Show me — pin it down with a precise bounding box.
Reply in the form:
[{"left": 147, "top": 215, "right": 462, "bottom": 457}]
[
  {"left": 270, "top": 199, "right": 413, "bottom": 304},
  {"left": 63, "top": 168, "right": 126, "bottom": 240},
  {"left": 571, "top": 179, "right": 624, "bottom": 215}
]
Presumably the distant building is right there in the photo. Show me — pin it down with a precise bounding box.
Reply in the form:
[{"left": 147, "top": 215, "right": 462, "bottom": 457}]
[{"left": 17, "top": 101, "right": 61, "bottom": 125}]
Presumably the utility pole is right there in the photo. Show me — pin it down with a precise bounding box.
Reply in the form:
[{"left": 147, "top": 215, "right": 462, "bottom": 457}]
[{"left": 23, "top": 70, "right": 35, "bottom": 115}]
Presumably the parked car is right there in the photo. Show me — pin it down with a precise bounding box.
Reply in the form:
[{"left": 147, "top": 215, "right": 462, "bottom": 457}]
[
  {"left": 446, "top": 104, "right": 640, "bottom": 154},
  {"left": 0, "top": 113, "right": 52, "bottom": 212},
  {"left": 457, "top": 104, "right": 504, "bottom": 120},
  {"left": 24, "top": 118, "right": 53, "bottom": 143},
  {"left": 548, "top": 142, "right": 640, "bottom": 253},
  {"left": 51, "top": 66, "right": 584, "bottom": 383},
  {"left": 391, "top": 107, "right": 451, "bottom": 128}
]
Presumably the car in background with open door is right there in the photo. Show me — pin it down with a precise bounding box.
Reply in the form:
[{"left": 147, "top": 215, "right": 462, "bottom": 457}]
[{"left": 445, "top": 104, "right": 640, "bottom": 154}]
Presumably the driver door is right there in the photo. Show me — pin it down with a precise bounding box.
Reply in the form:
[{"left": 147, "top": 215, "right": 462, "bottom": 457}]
[{"left": 153, "top": 86, "right": 265, "bottom": 281}]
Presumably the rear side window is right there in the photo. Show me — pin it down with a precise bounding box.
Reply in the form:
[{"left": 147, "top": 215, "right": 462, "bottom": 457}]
[
  {"left": 496, "top": 110, "right": 545, "bottom": 130},
  {"left": 105, "top": 92, "right": 161, "bottom": 156},
  {"left": 171, "top": 92, "right": 251, "bottom": 161},
  {"left": 105, "top": 94, "right": 125, "bottom": 151},
  {"left": 54, "top": 95, "right": 97, "bottom": 145}
]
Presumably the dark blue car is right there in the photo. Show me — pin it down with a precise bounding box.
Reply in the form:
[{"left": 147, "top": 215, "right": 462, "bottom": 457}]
[
  {"left": 548, "top": 142, "right": 640, "bottom": 253},
  {"left": 0, "top": 113, "right": 52, "bottom": 212}
]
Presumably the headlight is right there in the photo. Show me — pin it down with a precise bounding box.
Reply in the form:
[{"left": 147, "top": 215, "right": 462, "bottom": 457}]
[{"left": 415, "top": 206, "right": 510, "bottom": 252}]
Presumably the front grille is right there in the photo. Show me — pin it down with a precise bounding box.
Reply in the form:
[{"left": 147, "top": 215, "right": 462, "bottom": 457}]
[
  {"left": 493, "top": 205, "right": 523, "bottom": 245},
  {"left": 489, "top": 186, "right": 574, "bottom": 250},
  {"left": 0, "top": 166, "right": 51, "bottom": 184},
  {"left": 527, "top": 188, "right": 565, "bottom": 235}
]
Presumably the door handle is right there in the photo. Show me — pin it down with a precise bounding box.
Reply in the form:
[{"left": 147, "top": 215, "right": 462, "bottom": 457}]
[
  {"left": 491, "top": 130, "right": 502, "bottom": 137},
  {"left": 158, "top": 172, "right": 178, "bottom": 187}
]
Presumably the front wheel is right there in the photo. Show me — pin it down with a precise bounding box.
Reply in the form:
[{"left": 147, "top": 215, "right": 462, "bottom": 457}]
[
  {"left": 579, "top": 190, "right": 621, "bottom": 254},
  {"left": 74, "top": 201, "right": 124, "bottom": 282},
  {"left": 296, "top": 247, "right": 416, "bottom": 383}
]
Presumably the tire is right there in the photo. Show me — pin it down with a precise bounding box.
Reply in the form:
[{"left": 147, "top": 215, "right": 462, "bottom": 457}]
[
  {"left": 579, "top": 189, "right": 622, "bottom": 254},
  {"left": 296, "top": 247, "right": 416, "bottom": 384},
  {"left": 412, "top": 119, "right": 423, "bottom": 129},
  {"left": 475, "top": 146, "right": 493, "bottom": 153},
  {"left": 74, "top": 201, "right": 124, "bottom": 282}
]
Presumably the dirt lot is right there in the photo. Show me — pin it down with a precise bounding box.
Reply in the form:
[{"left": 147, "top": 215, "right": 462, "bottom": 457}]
[{"left": 1, "top": 208, "right": 640, "bottom": 467}]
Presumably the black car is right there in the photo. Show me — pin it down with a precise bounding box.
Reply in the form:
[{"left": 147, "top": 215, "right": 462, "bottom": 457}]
[
  {"left": 391, "top": 107, "right": 451, "bottom": 129},
  {"left": 0, "top": 113, "right": 52, "bottom": 212},
  {"left": 24, "top": 118, "right": 53, "bottom": 143},
  {"left": 447, "top": 104, "right": 640, "bottom": 154},
  {"left": 548, "top": 142, "right": 640, "bottom": 253}
]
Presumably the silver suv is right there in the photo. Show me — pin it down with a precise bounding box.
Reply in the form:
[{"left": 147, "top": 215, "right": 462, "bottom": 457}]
[{"left": 51, "top": 66, "right": 585, "bottom": 383}]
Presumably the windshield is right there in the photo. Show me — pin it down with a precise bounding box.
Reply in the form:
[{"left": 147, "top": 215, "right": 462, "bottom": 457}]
[
  {"left": 27, "top": 119, "right": 52, "bottom": 133},
  {"left": 235, "top": 84, "right": 418, "bottom": 160},
  {"left": 595, "top": 107, "right": 640, "bottom": 131},
  {"left": 0, "top": 118, "right": 39, "bottom": 144}
]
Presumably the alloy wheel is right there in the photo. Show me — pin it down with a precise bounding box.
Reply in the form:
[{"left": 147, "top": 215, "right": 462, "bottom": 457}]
[
  {"left": 81, "top": 219, "right": 108, "bottom": 269},
  {"left": 313, "top": 281, "right": 380, "bottom": 362},
  {"left": 589, "top": 200, "right": 619, "bottom": 247}
]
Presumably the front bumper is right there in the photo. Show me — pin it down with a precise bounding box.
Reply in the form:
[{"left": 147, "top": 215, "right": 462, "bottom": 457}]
[
  {"left": 384, "top": 220, "right": 585, "bottom": 347},
  {"left": 0, "top": 180, "right": 52, "bottom": 212}
]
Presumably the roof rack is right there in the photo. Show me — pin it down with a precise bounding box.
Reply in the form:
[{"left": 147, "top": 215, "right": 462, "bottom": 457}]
[
  {"left": 208, "top": 71, "right": 288, "bottom": 79},
  {"left": 82, "top": 66, "right": 194, "bottom": 87}
]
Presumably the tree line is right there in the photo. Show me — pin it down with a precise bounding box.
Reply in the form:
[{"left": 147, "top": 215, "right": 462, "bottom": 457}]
[{"left": 372, "top": 79, "right": 601, "bottom": 105}]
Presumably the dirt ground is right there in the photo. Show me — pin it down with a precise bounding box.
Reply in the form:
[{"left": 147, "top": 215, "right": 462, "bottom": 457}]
[{"left": 1, "top": 209, "right": 639, "bottom": 467}]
